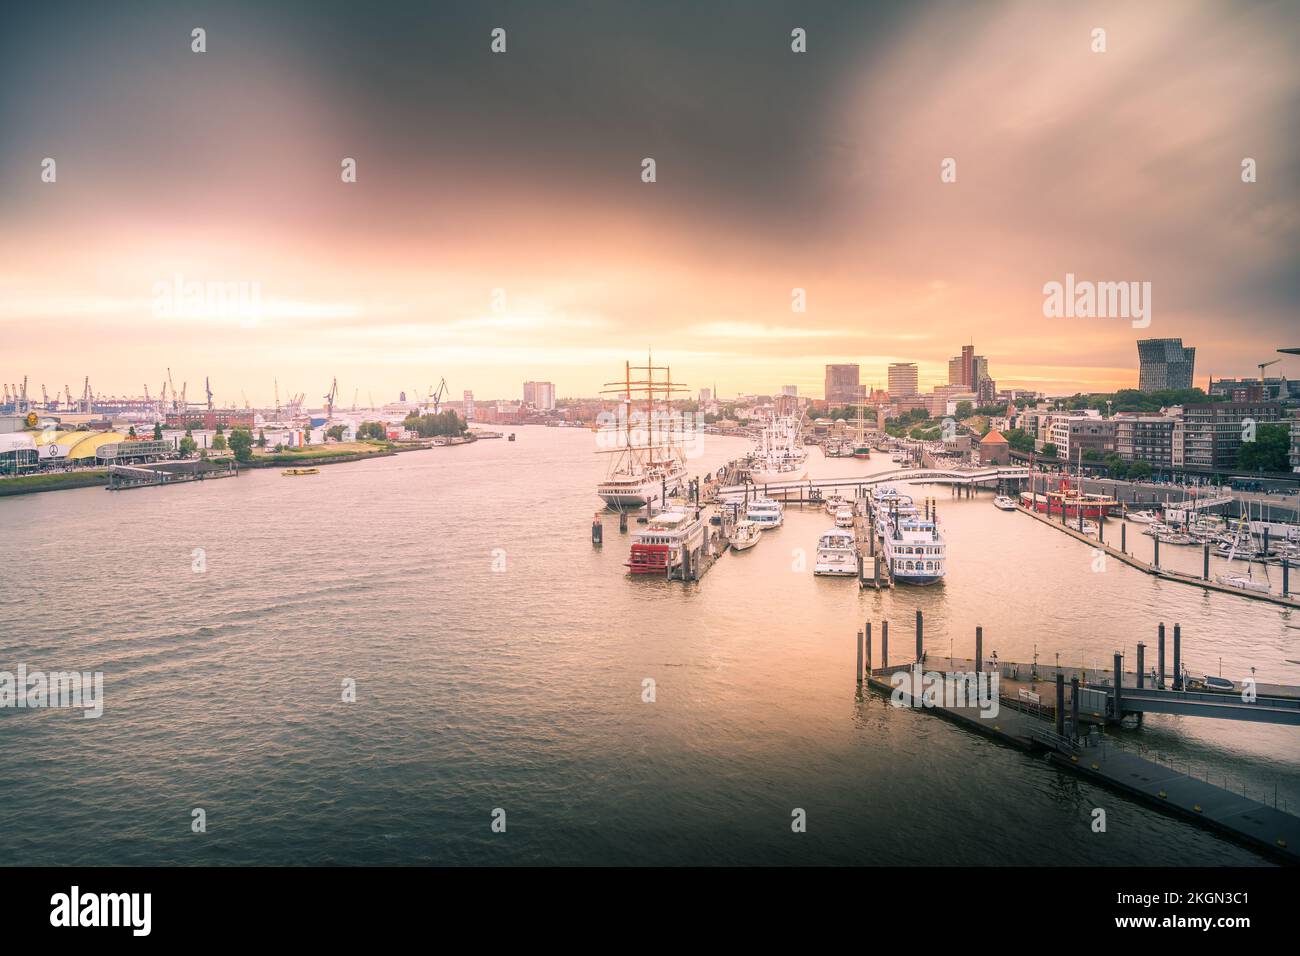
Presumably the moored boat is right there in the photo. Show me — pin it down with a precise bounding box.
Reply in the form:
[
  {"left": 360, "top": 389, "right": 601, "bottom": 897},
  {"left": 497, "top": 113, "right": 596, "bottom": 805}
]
[
  {"left": 882, "top": 514, "right": 945, "bottom": 585},
  {"left": 814, "top": 528, "right": 858, "bottom": 576},
  {"left": 728, "top": 519, "right": 762, "bottom": 552},
  {"left": 626, "top": 510, "right": 706, "bottom": 575},
  {"left": 993, "top": 495, "right": 1017, "bottom": 511}
]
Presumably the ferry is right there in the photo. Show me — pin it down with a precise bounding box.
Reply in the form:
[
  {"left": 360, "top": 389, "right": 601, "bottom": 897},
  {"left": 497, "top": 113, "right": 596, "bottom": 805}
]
[
  {"left": 814, "top": 529, "right": 858, "bottom": 576},
  {"left": 993, "top": 495, "right": 1017, "bottom": 511},
  {"left": 626, "top": 510, "right": 706, "bottom": 575},
  {"left": 728, "top": 519, "right": 762, "bottom": 552},
  {"left": 881, "top": 514, "right": 946, "bottom": 585},
  {"left": 746, "top": 497, "right": 784, "bottom": 529}
]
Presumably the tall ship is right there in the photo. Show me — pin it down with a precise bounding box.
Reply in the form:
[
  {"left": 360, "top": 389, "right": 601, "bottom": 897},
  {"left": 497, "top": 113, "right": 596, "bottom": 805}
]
[
  {"left": 595, "top": 355, "right": 690, "bottom": 510},
  {"left": 880, "top": 512, "right": 946, "bottom": 585},
  {"left": 851, "top": 401, "right": 871, "bottom": 459},
  {"left": 747, "top": 414, "right": 807, "bottom": 485}
]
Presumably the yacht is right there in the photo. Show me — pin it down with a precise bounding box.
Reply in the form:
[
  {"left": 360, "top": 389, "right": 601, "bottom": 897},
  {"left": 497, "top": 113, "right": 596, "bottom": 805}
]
[
  {"left": 834, "top": 507, "right": 855, "bottom": 529},
  {"left": 823, "top": 494, "right": 848, "bottom": 516},
  {"left": 728, "top": 519, "right": 762, "bottom": 552},
  {"left": 881, "top": 514, "right": 946, "bottom": 585},
  {"left": 992, "top": 495, "right": 1017, "bottom": 511},
  {"left": 626, "top": 510, "right": 706, "bottom": 575},
  {"left": 746, "top": 497, "right": 784, "bottom": 529},
  {"left": 1125, "top": 510, "right": 1158, "bottom": 523},
  {"left": 814, "top": 529, "right": 859, "bottom": 576}
]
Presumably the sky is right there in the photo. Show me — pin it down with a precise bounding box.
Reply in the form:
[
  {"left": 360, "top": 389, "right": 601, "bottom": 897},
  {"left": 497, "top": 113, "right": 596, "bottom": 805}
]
[{"left": 2, "top": 0, "right": 1298, "bottom": 406}]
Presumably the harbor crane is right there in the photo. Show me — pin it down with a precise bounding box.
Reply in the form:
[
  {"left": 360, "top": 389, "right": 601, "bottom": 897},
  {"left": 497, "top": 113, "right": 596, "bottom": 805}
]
[
  {"left": 324, "top": 377, "right": 338, "bottom": 420},
  {"left": 424, "top": 378, "right": 449, "bottom": 414},
  {"left": 1258, "top": 359, "right": 1280, "bottom": 399},
  {"left": 205, "top": 376, "right": 214, "bottom": 411},
  {"left": 167, "top": 368, "right": 179, "bottom": 412}
]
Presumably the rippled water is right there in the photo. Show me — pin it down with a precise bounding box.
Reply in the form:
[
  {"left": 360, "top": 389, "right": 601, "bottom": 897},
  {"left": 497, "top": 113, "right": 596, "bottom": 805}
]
[{"left": 1, "top": 426, "right": 1295, "bottom": 865}]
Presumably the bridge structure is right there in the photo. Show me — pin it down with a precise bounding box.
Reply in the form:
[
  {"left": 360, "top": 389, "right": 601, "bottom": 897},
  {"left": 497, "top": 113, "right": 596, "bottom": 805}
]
[
  {"left": 717, "top": 466, "right": 1030, "bottom": 499},
  {"left": 1098, "top": 684, "right": 1300, "bottom": 726}
]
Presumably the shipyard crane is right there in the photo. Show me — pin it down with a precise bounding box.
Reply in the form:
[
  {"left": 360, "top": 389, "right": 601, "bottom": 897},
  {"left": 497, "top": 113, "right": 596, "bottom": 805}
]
[
  {"left": 324, "top": 377, "right": 338, "bottom": 420},
  {"left": 64, "top": 385, "right": 72, "bottom": 410},
  {"left": 205, "top": 376, "right": 214, "bottom": 411},
  {"left": 424, "top": 378, "right": 450, "bottom": 414},
  {"left": 1258, "top": 359, "right": 1280, "bottom": 399},
  {"left": 167, "top": 368, "right": 179, "bottom": 412},
  {"left": 274, "top": 378, "right": 282, "bottom": 419}
]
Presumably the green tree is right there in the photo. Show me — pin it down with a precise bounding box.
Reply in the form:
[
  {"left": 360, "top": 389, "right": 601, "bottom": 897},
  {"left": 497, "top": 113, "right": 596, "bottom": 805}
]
[
  {"left": 127, "top": 425, "right": 137, "bottom": 438},
  {"left": 153, "top": 422, "right": 163, "bottom": 440},
  {"left": 955, "top": 401, "right": 973, "bottom": 419},
  {"left": 1003, "top": 428, "right": 1035, "bottom": 453},
  {"left": 178, "top": 436, "right": 197, "bottom": 457},
  {"left": 228, "top": 428, "right": 254, "bottom": 463},
  {"left": 211, "top": 433, "right": 228, "bottom": 452},
  {"left": 326, "top": 424, "right": 347, "bottom": 442},
  {"left": 1128, "top": 460, "right": 1152, "bottom": 480},
  {"left": 257, "top": 428, "right": 267, "bottom": 448},
  {"left": 1041, "top": 442, "right": 1058, "bottom": 458},
  {"left": 1238, "top": 423, "right": 1291, "bottom": 472}
]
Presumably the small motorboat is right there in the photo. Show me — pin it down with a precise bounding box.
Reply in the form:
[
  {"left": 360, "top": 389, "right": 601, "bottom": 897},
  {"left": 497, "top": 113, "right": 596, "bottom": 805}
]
[
  {"left": 1126, "top": 510, "right": 1158, "bottom": 523},
  {"left": 993, "top": 496, "right": 1017, "bottom": 511},
  {"left": 834, "top": 507, "right": 855, "bottom": 529},
  {"left": 728, "top": 520, "right": 762, "bottom": 552},
  {"left": 282, "top": 467, "right": 320, "bottom": 476}
]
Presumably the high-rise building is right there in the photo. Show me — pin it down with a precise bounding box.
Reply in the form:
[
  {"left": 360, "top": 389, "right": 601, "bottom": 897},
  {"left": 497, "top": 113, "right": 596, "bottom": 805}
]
[
  {"left": 1180, "top": 401, "right": 1282, "bottom": 470},
  {"left": 948, "top": 357, "right": 964, "bottom": 386},
  {"left": 824, "top": 364, "right": 860, "bottom": 404},
  {"left": 1137, "top": 338, "right": 1196, "bottom": 392},
  {"left": 463, "top": 390, "right": 475, "bottom": 421},
  {"left": 523, "top": 381, "right": 556, "bottom": 410},
  {"left": 781, "top": 385, "right": 798, "bottom": 397},
  {"left": 887, "top": 363, "right": 918, "bottom": 397}
]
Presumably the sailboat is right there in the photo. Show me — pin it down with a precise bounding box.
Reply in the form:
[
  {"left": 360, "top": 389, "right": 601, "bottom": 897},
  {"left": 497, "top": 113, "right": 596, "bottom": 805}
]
[
  {"left": 1214, "top": 522, "right": 1271, "bottom": 593},
  {"left": 852, "top": 401, "right": 871, "bottom": 459}
]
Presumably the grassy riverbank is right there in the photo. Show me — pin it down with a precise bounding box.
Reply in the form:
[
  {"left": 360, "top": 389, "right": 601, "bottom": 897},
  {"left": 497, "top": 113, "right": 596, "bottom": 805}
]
[{"left": 0, "top": 471, "right": 110, "bottom": 496}]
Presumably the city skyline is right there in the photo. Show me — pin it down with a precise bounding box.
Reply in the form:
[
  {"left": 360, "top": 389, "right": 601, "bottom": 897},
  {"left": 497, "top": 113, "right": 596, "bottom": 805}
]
[{"left": 3, "top": 1, "right": 1298, "bottom": 403}]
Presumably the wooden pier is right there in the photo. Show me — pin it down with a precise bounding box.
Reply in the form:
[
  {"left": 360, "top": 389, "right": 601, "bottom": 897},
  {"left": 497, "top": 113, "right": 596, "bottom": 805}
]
[
  {"left": 106, "top": 459, "right": 238, "bottom": 490},
  {"left": 853, "top": 615, "right": 1300, "bottom": 863}
]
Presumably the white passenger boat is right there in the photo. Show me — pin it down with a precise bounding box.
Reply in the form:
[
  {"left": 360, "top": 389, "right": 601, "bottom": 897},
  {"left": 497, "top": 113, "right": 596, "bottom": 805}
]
[
  {"left": 746, "top": 497, "right": 784, "bottom": 529},
  {"left": 881, "top": 515, "right": 945, "bottom": 585},
  {"left": 814, "top": 528, "right": 858, "bottom": 576},
  {"left": 823, "top": 494, "right": 847, "bottom": 516},
  {"left": 834, "top": 507, "right": 855, "bottom": 529},
  {"left": 1125, "top": 510, "right": 1158, "bottom": 523},
  {"left": 728, "top": 519, "right": 762, "bottom": 552},
  {"left": 625, "top": 510, "right": 707, "bottom": 575},
  {"left": 993, "top": 495, "right": 1017, "bottom": 511}
]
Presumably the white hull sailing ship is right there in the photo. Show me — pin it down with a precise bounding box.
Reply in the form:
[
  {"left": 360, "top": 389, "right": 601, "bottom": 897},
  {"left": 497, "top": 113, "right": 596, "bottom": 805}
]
[
  {"left": 747, "top": 414, "right": 807, "bottom": 485},
  {"left": 595, "top": 355, "right": 691, "bottom": 510}
]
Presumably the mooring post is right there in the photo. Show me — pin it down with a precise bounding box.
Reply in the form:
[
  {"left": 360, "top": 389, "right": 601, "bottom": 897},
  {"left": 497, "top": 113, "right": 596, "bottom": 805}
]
[
  {"left": 619, "top": 510, "right": 628, "bottom": 533},
  {"left": 865, "top": 622, "right": 872, "bottom": 674},
  {"left": 592, "top": 516, "right": 603, "bottom": 546},
  {"left": 1099, "top": 520, "right": 1104, "bottom": 544},
  {"left": 1153, "top": 535, "right": 1160, "bottom": 569},
  {"left": 1136, "top": 642, "right": 1145, "bottom": 689},
  {"left": 916, "top": 609, "right": 923, "bottom": 663},
  {"left": 1172, "top": 623, "right": 1182, "bottom": 690},
  {"left": 1070, "top": 676, "right": 1080, "bottom": 742},
  {"left": 975, "top": 626, "right": 983, "bottom": 675},
  {"left": 1157, "top": 622, "right": 1166, "bottom": 689},
  {"left": 856, "top": 630, "right": 864, "bottom": 684},
  {"left": 1112, "top": 652, "right": 1123, "bottom": 720},
  {"left": 1284, "top": 558, "right": 1290, "bottom": 597},
  {"left": 1121, "top": 523, "right": 1126, "bottom": 553},
  {"left": 1203, "top": 541, "right": 1210, "bottom": 580},
  {"left": 881, "top": 621, "right": 889, "bottom": 671},
  {"left": 1055, "top": 673, "right": 1065, "bottom": 736}
]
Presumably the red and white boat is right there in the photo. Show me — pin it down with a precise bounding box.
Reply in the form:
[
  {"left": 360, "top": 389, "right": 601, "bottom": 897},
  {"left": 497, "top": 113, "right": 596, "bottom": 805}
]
[
  {"left": 626, "top": 510, "right": 707, "bottom": 575},
  {"left": 1019, "top": 477, "right": 1116, "bottom": 519}
]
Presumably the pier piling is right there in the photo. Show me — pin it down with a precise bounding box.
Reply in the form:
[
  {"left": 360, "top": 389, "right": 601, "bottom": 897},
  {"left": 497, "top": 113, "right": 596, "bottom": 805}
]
[
  {"left": 1121, "top": 523, "right": 1126, "bottom": 553},
  {"left": 1203, "top": 542, "right": 1210, "bottom": 580},
  {"left": 882, "top": 621, "right": 889, "bottom": 671},
  {"left": 1136, "top": 642, "right": 1145, "bottom": 689},
  {"left": 1113, "top": 652, "right": 1123, "bottom": 719},
  {"left": 1173, "top": 624, "right": 1182, "bottom": 690},
  {"left": 592, "top": 517, "right": 603, "bottom": 546},
  {"left": 856, "top": 630, "right": 864, "bottom": 685},
  {"left": 865, "top": 622, "right": 872, "bottom": 673},
  {"left": 915, "top": 610, "right": 923, "bottom": 664},
  {"left": 1154, "top": 535, "right": 1161, "bottom": 569},
  {"left": 1285, "top": 559, "right": 1291, "bottom": 597},
  {"left": 619, "top": 511, "right": 628, "bottom": 533},
  {"left": 1055, "top": 673, "right": 1065, "bottom": 736},
  {"left": 1158, "top": 623, "right": 1166, "bottom": 689},
  {"left": 975, "top": 626, "right": 983, "bottom": 675},
  {"left": 1070, "top": 676, "right": 1080, "bottom": 742}
]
